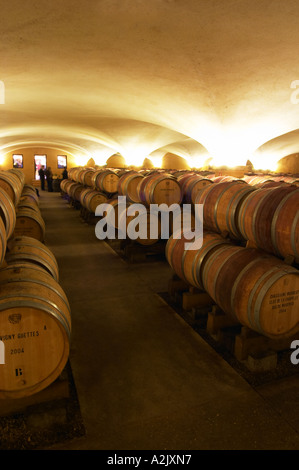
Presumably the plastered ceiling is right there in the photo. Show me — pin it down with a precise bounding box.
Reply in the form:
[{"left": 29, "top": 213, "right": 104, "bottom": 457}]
[{"left": 1, "top": 0, "right": 299, "bottom": 170}]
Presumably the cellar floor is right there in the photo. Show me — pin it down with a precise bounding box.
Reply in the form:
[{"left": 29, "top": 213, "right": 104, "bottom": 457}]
[{"left": 15, "top": 190, "right": 299, "bottom": 450}]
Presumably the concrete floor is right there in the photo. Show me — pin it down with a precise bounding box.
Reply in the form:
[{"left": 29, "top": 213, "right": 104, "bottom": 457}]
[{"left": 38, "top": 191, "right": 299, "bottom": 451}]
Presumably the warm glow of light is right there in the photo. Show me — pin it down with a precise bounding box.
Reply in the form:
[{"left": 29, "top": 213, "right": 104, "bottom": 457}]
[
  {"left": 0, "top": 154, "right": 5, "bottom": 165},
  {"left": 74, "top": 155, "right": 89, "bottom": 166},
  {"left": 93, "top": 151, "right": 109, "bottom": 166},
  {"left": 186, "top": 155, "right": 208, "bottom": 169},
  {"left": 149, "top": 155, "right": 162, "bottom": 168},
  {"left": 198, "top": 120, "right": 285, "bottom": 170},
  {"left": 123, "top": 149, "right": 147, "bottom": 167},
  {"left": 250, "top": 153, "right": 279, "bottom": 172}
]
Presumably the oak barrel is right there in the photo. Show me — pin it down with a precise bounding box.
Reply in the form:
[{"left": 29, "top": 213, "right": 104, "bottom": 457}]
[
  {"left": 0, "top": 217, "right": 6, "bottom": 267},
  {"left": 201, "top": 244, "right": 299, "bottom": 338},
  {"left": 0, "top": 171, "right": 22, "bottom": 205},
  {"left": 0, "top": 263, "right": 71, "bottom": 399},
  {"left": 118, "top": 205, "right": 161, "bottom": 245},
  {"left": 92, "top": 169, "right": 119, "bottom": 194},
  {"left": 195, "top": 181, "right": 255, "bottom": 239},
  {"left": 138, "top": 173, "right": 182, "bottom": 207},
  {"left": 179, "top": 174, "right": 213, "bottom": 204},
  {"left": 117, "top": 172, "right": 144, "bottom": 203},
  {"left": 0, "top": 186, "right": 16, "bottom": 240},
  {"left": 83, "top": 190, "right": 108, "bottom": 214},
  {"left": 166, "top": 230, "right": 230, "bottom": 289},
  {"left": 13, "top": 208, "right": 46, "bottom": 242},
  {"left": 6, "top": 236, "right": 59, "bottom": 281},
  {"left": 237, "top": 185, "right": 298, "bottom": 259}
]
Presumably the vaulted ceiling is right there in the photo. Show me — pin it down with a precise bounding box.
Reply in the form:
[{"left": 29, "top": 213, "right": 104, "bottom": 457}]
[{"left": 1, "top": 0, "right": 299, "bottom": 170}]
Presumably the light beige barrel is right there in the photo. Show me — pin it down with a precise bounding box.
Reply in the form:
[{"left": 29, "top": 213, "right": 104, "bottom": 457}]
[
  {"left": 0, "top": 186, "right": 16, "bottom": 240},
  {"left": 0, "top": 263, "right": 71, "bottom": 399},
  {"left": 138, "top": 173, "right": 182, "bottom": 206},
  {"left": 20, "top": 185, "right": 39, "bottom": 205},
  {"left": 0, "top": 171, "right": 22, "bottom": 205},
  {"left": 92, "top": 169, "right": 119, "bottom": 194},
  {"left": 60, "top": 179, "right": 73, "bottom": 194},
  {"left": 0, "top": 217, "right": 6, "bottom": 267},
  {"left": 117, "top": 172, "right": 144, "bottom": 203},
  {"left": 6, "top": 236, "right": 59, "bottom": 281},
  {"left": 13, "top": 208, "right": 46, "bottom": 242},
  {"left": 83, "top": 190, "right": 108, "bottom": 214}
]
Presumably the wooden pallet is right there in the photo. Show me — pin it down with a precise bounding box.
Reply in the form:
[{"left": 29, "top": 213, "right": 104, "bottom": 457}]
[
  {"left": 167, "top": 274, "right": 296, "bottom": 372},
  {"left": 206, "top": 306, "right": 297, "bottom": 371},
  {"left": 167, "top": 274, "right": 214, "bottom": 320}
]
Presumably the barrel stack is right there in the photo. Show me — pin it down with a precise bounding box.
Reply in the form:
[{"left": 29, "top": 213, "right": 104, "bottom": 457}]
[
  {"left": 62, "top": 167, "right": 184, "bottom": 248},
  {"left": 166, "top": 177, "right": 299, "bottom": 341},
  {"left": 0, "top": 169, "right": 72, "bottom": 399}
]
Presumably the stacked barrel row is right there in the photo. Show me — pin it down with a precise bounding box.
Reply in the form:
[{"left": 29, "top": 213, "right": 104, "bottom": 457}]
[
  {"left": 166, "top": 230, "right": 299, "bottom": 339},
  {"left": 166, "top": 173, "right": 299, "bottom": 339},
  {"left": 0, "top": 169, "right": 26, "bottom": 266},
  {"left": 0, "top": 169, "right": 71, "bottom": 399},
  {"left": 61, "top": 168, "right": 184, "bottom": 246}
]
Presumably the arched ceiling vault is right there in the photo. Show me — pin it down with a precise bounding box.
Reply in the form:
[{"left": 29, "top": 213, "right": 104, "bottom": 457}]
[{"left": 1, "top": 0, "right": 299, "bottom": 170}]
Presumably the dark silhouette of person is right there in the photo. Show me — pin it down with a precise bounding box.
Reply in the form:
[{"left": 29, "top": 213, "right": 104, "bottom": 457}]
[
  {"left": 38, "top": 165, "right": 45, "bottom": 190},
  {"left": 45, "top": 166, "right": 53, "bottom": 192},
  {"left": 62, "top": 167, "right": 68, "bottom": 179}
]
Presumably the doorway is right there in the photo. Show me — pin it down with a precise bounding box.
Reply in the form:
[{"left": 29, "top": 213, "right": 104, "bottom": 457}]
[{"left": 34, "top": 155, "right": 47, "bottom": 180}]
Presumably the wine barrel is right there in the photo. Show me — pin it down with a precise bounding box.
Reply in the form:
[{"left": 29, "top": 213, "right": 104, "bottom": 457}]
[
  {"left": 6, "top": 236, "right": 59, "bottom": 281},
  {"left": 118, "top": 206, "right": 161, "bottom": 245},
  {"left": 80, "top": 168, "right": 96, "bottom": 187},
  {"left": 271, "top": 188, "right": 299, "bottom": 261},
  {"left": 105, "top": 196, "right": 131, "bottom": 231},
  {"left": 92, "top": 169, "right": 119, "bottom": 194},
  {"left": 0, "top": 171, "right": 22, "bottom": 205},
  {"left": 237, "top": 185, "right": 298, "bottom": 259},
  {"left": 69, "top": 167, "right": 83, "bottom": 182},
  {"left": 8, "top": 168, "right": 26, "bottom": 188},
  {"left": 79, "top": 187, "right": 95, "bottom": 208},
  {"left": 166, "top": 230, "right": 230, "bottom": 289},
  {"left": 211, "top": 175, "right": 237, "bottom": 183},
  {"left": 0, "top": 217, "right": 6, "bottom": 267},
  {"left": 0, "top": 263, "right": 71, "bottom": 399},
  {"left": 138, "top": 173, "right": 182, "bottom": 207},
  {"left": 201, "top": 244, "right": 299, "bottom": 339},
  {"left": 254, "top": 181, "right": 290, "bottom": 189},
  {"left": 83, "top": 190, "right": 108, "bottom": 214},
  {"left": 67, "top": 182, "right": 85, "bottom": 202},
  {"left": 60, "top": 179, "right": 73, "bottom": 194},
  {"left": 17, "top": 199, "right": 40, "bottom": 214},
  {"left": 179, "top": 174, "right": 213, "bottom": 204},
  {"left": 13, "top": 208, "right": 46, "bottom": 242},
  {"left": 20, "top": 185, "right": 39, "bottom": 205},
  {"left": 0, "top": 187, "right": 16, "bottom": 240},
  {"left": 195, "top": 181, "right": 255, "bottom": 239},
  {"left": 117, "top": 172, "right": 144, "bottom": 203}
]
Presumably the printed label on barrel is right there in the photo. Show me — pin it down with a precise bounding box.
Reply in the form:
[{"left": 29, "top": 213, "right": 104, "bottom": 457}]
[
  {"left": 0, "top": 309, "right": 66, "bottom": 392},
  {"left": 268, "top": 289, "right": 299, "bottom": 314}
]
